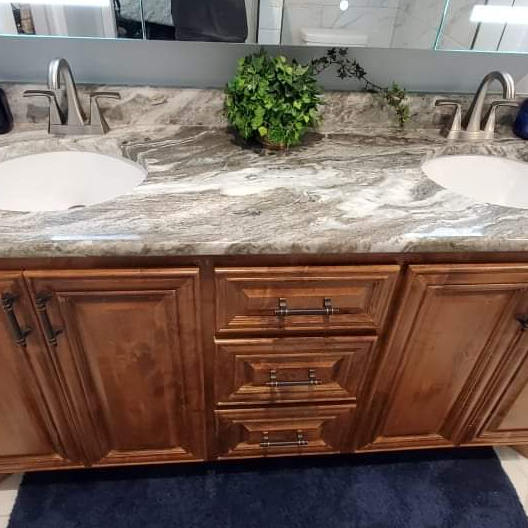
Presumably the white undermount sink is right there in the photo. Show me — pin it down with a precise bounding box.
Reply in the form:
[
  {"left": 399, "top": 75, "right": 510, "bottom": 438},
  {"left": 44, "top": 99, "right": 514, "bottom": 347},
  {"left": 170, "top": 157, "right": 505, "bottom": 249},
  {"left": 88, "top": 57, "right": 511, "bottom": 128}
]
[
  {"left": 0, "top": 151, "right": 147, "bottom": 212},
  {"left": 422, "top": 154, "right": 528, "bottom": 209}
]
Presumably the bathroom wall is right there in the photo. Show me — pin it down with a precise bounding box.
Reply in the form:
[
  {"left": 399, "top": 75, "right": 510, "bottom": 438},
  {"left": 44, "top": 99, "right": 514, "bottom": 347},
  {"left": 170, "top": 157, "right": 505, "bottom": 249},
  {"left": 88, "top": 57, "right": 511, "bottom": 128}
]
[
  {"left": 281, "top": 0, "right": 401, "bottom": 47},
  {"left": 3, "top": 34, "right": 528, "bottom": 93}
]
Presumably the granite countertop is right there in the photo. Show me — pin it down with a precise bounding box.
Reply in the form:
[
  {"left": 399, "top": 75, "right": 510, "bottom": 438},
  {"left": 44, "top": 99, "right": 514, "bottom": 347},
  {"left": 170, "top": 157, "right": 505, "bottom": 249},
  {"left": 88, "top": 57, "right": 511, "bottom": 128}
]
[{"left": 1, "top": 123, "right": 528, "bottom": 258}]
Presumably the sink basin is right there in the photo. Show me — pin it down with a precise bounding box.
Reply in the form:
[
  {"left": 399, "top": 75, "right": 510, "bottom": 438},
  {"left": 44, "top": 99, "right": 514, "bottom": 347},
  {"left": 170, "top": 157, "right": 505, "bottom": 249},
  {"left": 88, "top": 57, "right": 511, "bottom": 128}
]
[
  {"left": 422, "top": 155, "right": 528, "bottom": 209},
  {"left": 0, "top": 151, "right": 147, "bottom": 212}
]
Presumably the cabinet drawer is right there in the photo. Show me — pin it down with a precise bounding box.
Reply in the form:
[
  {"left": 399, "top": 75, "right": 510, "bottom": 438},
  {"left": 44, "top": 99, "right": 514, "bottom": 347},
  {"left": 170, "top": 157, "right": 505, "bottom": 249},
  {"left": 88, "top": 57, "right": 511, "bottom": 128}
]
[
  {"left": 215, "top": 266, "right": 400, "bottom": 335},
  {"left": 214, "top": 336, "right": 377, "bottom": 405},
  {"left": 215, "top": 405, "right": 355, "bottom": 458}
]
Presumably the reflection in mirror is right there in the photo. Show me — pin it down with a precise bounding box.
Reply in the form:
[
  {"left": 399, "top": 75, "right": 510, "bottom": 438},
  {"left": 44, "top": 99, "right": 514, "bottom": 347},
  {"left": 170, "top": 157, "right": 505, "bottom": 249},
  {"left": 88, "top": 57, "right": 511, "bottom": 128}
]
[
  {"left": 1, "top": 0, "right": 528, "bottom": 53},
  {"left": 436, "top": 0, "right": 528, "bottom": 52},
  {"left": 0, "top": 0, "right": 261, "bottom": 40},
  {"left": 0, "top": 0, "right": 119, "bottom": 38}
]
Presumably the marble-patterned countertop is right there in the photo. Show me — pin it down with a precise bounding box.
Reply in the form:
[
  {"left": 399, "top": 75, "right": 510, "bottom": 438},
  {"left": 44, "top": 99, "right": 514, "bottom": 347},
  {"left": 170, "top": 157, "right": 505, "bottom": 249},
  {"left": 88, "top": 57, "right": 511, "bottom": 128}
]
[{"left": 1, "top": 124, "right": 528, "bottom": 258}]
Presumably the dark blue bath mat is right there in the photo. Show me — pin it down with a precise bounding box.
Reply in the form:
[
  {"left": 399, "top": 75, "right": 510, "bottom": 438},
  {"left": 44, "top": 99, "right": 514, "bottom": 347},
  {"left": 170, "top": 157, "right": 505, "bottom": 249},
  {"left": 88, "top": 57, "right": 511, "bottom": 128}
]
[{"left": 8, "top": 448, "right": 528, "bottom": 528}]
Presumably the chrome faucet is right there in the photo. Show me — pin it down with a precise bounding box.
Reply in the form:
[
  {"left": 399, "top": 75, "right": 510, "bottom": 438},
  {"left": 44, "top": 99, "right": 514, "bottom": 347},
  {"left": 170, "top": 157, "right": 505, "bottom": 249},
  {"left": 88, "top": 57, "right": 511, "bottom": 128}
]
[
  {"left": 23, "top": 57, "right": 120, "bottom": 135},
  {"left": 435, "top": 71, "right": 520, "bottom": 141}
]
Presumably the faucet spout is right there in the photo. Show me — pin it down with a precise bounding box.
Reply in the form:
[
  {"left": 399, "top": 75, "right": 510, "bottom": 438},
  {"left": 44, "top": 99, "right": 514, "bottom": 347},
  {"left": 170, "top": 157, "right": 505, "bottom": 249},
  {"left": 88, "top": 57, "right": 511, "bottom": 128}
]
[
  {"left": 465, "top": 71, "right": 515, "bottom": 132},
  {"left": 47, "top": 57, "right": 86, "bottom": 127}
]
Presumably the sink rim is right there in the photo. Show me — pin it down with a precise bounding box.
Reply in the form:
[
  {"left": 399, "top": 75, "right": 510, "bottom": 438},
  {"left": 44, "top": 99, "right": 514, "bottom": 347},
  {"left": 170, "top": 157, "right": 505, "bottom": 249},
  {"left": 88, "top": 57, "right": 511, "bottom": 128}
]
[
  {"left": 421, "top": 153, "right": 528, "bottom": 210},
  {"left": 0, "top": 150, "right": 148, "bottom": 213}
]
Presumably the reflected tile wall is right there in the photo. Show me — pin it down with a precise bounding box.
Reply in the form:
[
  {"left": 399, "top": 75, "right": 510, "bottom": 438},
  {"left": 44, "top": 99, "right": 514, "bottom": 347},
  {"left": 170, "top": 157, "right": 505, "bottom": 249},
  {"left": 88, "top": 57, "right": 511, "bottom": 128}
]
[
  {"left": 258, "top": 0, "right": 284, "bottom": 43},
  {"left": 281, "top": 0, "right": 400, "bottom": 46},
  {"left": 391, "top": 0, "right": 444, "bottom": 49}
]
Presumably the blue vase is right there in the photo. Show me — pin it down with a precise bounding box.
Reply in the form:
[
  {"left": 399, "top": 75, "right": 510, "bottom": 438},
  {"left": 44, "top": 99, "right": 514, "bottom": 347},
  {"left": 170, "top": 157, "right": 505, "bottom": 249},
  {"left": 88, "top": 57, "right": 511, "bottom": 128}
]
[{"left": 514, "top": 99, "right": 528, "bottom": 139}]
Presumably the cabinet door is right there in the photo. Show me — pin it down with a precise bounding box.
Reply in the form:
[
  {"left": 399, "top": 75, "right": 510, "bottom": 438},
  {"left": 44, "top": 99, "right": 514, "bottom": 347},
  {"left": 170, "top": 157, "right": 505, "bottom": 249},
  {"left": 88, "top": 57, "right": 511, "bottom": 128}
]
[
  {"left": 468, "top": 327, "right": 528, "bottom": 444},
  {"left": 25, "top": 269, "right": 205, "bottom": 467},
  {"left": 361, "top": 264, "right": 528, "bottom": 451},
  {"left": 0, "top": 272, "right": 80, "bottom": 472}
]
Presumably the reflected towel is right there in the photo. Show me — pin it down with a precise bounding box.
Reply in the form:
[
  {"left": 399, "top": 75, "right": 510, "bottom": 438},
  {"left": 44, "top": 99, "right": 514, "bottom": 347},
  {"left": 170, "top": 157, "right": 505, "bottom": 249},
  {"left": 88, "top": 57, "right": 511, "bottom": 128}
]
[{"left": 172, "top": 0, "right": 248, "bottom": 42}]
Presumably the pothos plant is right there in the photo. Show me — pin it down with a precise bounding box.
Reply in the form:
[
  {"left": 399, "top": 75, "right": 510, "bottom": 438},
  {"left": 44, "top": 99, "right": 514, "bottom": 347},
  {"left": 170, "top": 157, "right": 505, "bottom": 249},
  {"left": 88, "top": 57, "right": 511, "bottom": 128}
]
[
  {"left": 225, "top": 48, "right": 410, "bottom": 149},
  {"left": 225, "top": 50, "right": 322, "bottom": 149}
]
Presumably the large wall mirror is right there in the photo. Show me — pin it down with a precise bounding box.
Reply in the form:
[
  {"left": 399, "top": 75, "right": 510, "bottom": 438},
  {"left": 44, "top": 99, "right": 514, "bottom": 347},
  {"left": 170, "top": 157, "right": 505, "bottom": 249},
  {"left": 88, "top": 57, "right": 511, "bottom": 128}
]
[{"left": 1, "top": 0, "right": 528, "bottom": 53}]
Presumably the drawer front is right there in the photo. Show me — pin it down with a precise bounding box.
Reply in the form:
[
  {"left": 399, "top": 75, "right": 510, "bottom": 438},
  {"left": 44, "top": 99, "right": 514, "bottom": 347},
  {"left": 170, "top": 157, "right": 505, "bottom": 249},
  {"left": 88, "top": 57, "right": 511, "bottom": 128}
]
[
  {"left": 215, "top": 405, "right": 356, "bottom": 458},
  {"left": 214, "top": 336, "right": 377, "bottom": 405},
  {"left": 215, "top": 266, "right": 400, "bottom": 335}
]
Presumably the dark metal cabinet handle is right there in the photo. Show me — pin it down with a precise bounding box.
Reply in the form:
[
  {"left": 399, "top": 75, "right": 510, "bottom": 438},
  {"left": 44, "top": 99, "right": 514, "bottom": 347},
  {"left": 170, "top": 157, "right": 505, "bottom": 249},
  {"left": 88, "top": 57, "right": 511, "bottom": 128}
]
[
  {"left": 516, "top": 315, "right": 528, "bottom": 331},
  {"left": 275, "top": 297, "right": 340, "bottom": 317},
  {"left": 1, "top": 292, "right": 31, "bottom": 346},
  {"left": 266, "top": 369, "right": 321, "bottom": 387},
  {"left": 35, "top": 292, "right": 63, "bottom": 346},
  {"left": 260, "top": 431, "right": 308, "bottom": 448}
]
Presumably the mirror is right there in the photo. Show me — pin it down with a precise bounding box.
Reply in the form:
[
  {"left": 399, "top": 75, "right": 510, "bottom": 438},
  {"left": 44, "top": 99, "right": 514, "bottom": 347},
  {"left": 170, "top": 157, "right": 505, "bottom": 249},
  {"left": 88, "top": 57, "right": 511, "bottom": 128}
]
[{"left": 1, "top": 0, "right": 528, "bottom": 53}]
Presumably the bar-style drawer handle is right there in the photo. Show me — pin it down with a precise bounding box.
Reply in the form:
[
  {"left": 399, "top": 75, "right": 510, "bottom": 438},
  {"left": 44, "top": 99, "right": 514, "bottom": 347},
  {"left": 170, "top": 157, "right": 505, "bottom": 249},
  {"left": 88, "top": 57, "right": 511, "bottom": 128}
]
[
  {"left": 266, "top": 369, "right": 321, "bottom": 387},
  {"left": 274, "top": 297, "right": 340, "bottom": 317},
  {"left": 260, "top": 430, "right": 308, "bottom": 448},
  {"left": 1, "top": 292, "right": 31, "bottom": 346},
  {"left": 35, "top": 292, "right": 63, "bottom": 347}
]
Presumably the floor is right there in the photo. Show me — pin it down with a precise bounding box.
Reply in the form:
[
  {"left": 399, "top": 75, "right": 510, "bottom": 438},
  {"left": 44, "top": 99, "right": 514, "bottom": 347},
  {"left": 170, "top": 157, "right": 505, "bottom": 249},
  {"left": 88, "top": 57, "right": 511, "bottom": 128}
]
[{"left": 0, "top": 449, "right": 526, "bottom": 528}]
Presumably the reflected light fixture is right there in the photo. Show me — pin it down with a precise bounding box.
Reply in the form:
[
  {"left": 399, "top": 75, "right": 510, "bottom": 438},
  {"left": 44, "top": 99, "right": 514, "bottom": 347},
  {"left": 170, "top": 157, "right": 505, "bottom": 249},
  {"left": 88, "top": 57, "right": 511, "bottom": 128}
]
[
  {"left": 339, "top": 0, "right": 349, "bottom": 11},
  {"left": 0, "top": 0, "right": 109, "bottom": 5},
  {"left": 470, "top": 5, "right": 528, "bottom": 24}
]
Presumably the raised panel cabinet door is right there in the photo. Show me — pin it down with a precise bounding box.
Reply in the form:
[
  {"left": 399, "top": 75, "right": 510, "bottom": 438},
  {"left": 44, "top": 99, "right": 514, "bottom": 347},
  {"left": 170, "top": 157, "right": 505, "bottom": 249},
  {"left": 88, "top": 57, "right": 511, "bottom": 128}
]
[
  {"left": 24, "top": 269, "right": 205, "bottom": 467},
  {"left": 360, "top": 264, "right": 528, "bottom": 451},
  {"left": 0, "top": 272, "right": 81, "bottom": 472},
  {"left": 466, "top": 321, "right": 528, "bottom": 444}
]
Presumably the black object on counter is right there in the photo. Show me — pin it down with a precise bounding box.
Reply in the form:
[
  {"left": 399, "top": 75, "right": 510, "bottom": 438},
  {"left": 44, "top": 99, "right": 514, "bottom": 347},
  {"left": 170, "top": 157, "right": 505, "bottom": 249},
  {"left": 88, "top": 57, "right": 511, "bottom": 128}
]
[
  {"left": 0, "top": 87, "right": 13, "bottom": 134},
  {"left": 514, "top": 98, "right": 528, "bottom": 140}
]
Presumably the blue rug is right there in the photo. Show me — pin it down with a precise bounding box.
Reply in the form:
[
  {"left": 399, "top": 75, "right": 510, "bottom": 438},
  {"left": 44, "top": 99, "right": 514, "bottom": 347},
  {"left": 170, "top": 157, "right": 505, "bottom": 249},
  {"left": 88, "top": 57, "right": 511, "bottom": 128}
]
[{"left": 8, "top": 448, "right": 528, "bottom": 528}]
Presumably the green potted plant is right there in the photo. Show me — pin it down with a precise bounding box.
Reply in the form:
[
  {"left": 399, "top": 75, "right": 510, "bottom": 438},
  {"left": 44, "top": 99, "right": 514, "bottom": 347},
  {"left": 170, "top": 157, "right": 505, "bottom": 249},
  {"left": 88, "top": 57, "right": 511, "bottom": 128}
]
[
  {"left": 225, "top": 50, "right": 322, "bottom": 149},
  {"left": 225, "top": 48, "right": 410, "bottom": 150}
]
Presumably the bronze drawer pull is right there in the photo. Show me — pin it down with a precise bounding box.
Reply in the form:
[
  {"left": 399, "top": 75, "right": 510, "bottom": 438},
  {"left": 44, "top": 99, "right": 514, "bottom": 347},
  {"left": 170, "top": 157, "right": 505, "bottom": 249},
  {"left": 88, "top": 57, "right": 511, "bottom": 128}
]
[
  {"left": 516, "top": 314, "right": 528, "bottom": 331},
  {"left": 35, "top": 292, "right": 63, "bottom": 347},
  {"left": 1, "top": 292, "right": 31, "bottom": 346},
  {"left": 260, "top": 430, "right": 308, "bottom": 448},
  {"left": 275, "top": 297, "right": 340, "bottom": 317},
  {"left": 266, "top": 369, "right": 321, "bottom": 387}
]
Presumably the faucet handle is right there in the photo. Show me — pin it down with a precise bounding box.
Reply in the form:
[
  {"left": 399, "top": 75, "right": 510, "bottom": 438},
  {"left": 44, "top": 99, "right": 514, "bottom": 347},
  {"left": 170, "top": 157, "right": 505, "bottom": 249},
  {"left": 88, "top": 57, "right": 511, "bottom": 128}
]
[
  {"left": 484, "top": 99, "right": 522, "bottom": 135},
  {"left": 435, "top": 99, "right": 463, "bottom": 138},
  {"left": 90, "top": 91, "right": 121, "bottom": 101},
  {"left": 23, "top": 89, "right": 64, "bottom": 127},
  {"left": 435, "top": 99, "right": 461, "bottom": 107},
  {"left": 88, "top": 91, "right": 120, "bottom": 134}
]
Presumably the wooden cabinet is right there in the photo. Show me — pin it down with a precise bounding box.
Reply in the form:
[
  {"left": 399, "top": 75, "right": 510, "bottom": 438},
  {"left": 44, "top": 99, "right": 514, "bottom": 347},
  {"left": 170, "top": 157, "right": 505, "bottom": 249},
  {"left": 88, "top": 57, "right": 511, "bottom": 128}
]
[
  {"left": 362, "top": 264, "right": 528, "bottom": 451},
  {"left": 3, "top": 258, "right": 528, "bottom": 473},
  {"left": 0, "top": 272, "right": 80, "bottom": 472},
  {"left": 24, "top": 269, "right": 205, "bottom": 466}
]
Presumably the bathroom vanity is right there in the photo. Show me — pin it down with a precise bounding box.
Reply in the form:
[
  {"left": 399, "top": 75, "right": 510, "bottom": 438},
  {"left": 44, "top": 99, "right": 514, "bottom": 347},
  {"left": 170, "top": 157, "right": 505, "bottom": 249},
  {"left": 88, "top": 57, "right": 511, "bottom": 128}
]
[{"left": 1, "top": 91, "right": 528, "bottom": 473}]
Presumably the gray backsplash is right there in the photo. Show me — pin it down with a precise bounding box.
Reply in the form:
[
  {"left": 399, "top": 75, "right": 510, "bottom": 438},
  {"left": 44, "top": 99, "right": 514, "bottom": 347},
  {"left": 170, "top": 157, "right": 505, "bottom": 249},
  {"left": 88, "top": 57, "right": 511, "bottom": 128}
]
[{"left": 1, "top": 83, "right": 522, "bottom": 134}]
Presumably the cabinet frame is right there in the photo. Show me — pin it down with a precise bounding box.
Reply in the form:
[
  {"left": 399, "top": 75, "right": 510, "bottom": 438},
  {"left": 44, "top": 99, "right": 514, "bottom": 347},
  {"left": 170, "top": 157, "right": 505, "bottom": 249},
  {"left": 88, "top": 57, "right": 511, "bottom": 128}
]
[{"left": 2, "top": 253, "right": 528, "bottom": 473}]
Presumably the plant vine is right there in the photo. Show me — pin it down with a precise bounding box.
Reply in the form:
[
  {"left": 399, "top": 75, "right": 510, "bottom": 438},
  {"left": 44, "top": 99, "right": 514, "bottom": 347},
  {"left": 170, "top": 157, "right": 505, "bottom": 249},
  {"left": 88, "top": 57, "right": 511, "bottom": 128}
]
[{"left": 311, "top": 48, "right": 410, "bottom": 127}]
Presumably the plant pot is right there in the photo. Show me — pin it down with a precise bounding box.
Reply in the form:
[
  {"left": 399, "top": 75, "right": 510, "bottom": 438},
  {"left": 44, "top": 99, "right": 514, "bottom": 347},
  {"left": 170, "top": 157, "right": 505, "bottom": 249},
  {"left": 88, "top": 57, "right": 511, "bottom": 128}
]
[{"left": 257, "top": 136, "right": 288, "bottom": 151}]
